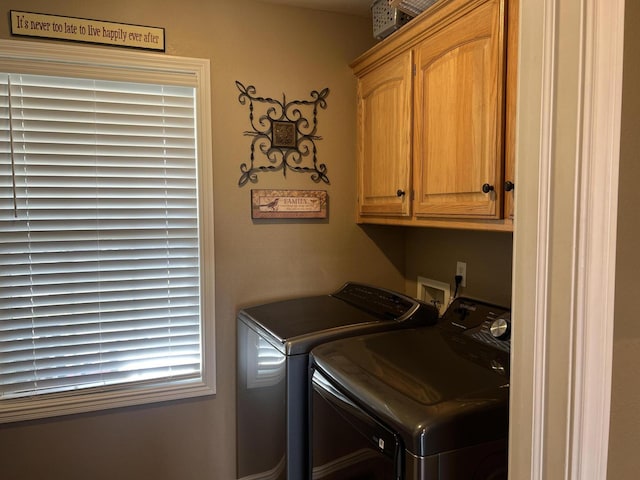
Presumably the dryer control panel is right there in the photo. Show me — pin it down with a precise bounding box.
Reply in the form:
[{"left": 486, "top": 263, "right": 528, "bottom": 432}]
[
  {"left": 441, "top": 297, "right": 511, "bottom": 353},
  {"left": 332, "top": 282, "right": 438, "bottom": 325}
]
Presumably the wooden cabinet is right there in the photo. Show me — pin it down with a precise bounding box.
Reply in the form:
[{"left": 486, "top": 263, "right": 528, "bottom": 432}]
[
  {"left": 357, "top": 51, "right": 413, "bottom": 217},
  {"left": 504, "top": 0, "right": 518, "bottom": 219},
  {"left": 352, "top": 0, "right": 516, "bottom": 231},
  {"left": 413, "top": 0, "right": 503, "bottom": 218}
]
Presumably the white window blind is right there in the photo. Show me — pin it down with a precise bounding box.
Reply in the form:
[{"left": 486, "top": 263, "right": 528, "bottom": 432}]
[{"left": 0, "top": 72, "right": 204, "bottom": 403}]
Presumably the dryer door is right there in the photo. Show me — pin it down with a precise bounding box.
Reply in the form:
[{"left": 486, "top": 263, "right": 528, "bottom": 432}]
[{"left": 311, "top": 369, "right": 402, "bottom": 480}]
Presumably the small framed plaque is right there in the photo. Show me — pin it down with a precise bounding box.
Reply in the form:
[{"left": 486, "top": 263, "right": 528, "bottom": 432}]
[
  {"left": 271, "top": 121, "right": 297, "bottom": 148},
  {"left": 251, "top": 189, "right": 327, "bottom": 219}
]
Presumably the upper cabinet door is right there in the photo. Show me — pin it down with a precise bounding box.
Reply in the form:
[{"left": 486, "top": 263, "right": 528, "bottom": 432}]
[
  {"left": 413, "top": 0, "right": 505, "bottom": 218},
  {"left": 357, "top": 50, "right": 413, "bottom": 217},
  {"left": 504, "top": 0, "right": 519, "bottom": 219}
]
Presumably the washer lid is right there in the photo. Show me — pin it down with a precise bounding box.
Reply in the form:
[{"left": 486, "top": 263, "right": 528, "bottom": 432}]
[
  {"left": 239, "top": 295, "right": 379, "bottom": 354},
  {"left": 310, "top": 326, "right": 510, "bottom": 456},
  {"left": 238, "top": 283, "right": 438, "bottom": 355}
]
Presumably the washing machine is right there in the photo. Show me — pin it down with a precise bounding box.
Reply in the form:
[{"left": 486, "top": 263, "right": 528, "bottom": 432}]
[
  {"left": 236, "top": 282, "right": 439, "bottom": 480},
  {"left": 310, "top": 296, "right": 511, "bottom": 479}
]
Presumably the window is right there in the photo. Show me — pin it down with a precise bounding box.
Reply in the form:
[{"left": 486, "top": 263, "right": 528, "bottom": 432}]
[{"left": 0, "top": 40, "right": 215, "bottom": 422}]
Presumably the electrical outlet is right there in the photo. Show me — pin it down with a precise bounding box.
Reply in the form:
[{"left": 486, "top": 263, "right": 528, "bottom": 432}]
[{"left": 456, "top": 261, "right": 467, "bottom": 287}]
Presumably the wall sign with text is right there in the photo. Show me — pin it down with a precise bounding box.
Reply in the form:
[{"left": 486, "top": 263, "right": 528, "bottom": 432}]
[
  {"left": 251, "top": 190, "right": 328, "bottom": 219},
  {"left": 10, "top": 11, "right": 165, "bottom": 51}
]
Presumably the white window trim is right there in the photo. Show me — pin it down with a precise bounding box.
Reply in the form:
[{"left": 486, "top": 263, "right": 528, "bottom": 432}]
[
  {"left": 510, "top": 0, "right": 623, "bottom": 477},
  {"left": 0, "top": 39, "right": 215, "bottom": 423}
]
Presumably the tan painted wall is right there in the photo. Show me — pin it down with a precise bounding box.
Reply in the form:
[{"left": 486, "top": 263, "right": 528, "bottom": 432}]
[
  {"left": 0, "top": 1, "right": 396, "bottom": 479},
  {"left": 405, "top": 228, "right": 513, "bottom": 308},
  {"left": 608, "top": 0, "right": 640, "bottom": 477},
  {"left": 0, "top": 1, "right": 514, "bottom": 478}
]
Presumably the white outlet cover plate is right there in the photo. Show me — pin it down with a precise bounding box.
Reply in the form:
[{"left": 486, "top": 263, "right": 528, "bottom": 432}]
[{"left": 417, "top": 276, "right": 451, "bottom": 316}]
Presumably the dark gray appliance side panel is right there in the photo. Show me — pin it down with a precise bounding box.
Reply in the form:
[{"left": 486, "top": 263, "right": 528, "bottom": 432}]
[
  {"left": 236, "top": 319, "right": 286, "bottom": 480},
  {"left": 286, "top": 353, "right": 310, "bottom": 480}
]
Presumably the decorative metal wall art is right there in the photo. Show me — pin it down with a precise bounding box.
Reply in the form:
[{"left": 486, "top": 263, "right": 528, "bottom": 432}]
[{"left": 235, "top": 81, "right": 330, "bottom": 186}]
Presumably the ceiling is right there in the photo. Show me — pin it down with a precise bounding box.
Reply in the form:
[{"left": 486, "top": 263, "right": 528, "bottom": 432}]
[{"left": 255, "top": 0, "right": 373, "bottom": 18}]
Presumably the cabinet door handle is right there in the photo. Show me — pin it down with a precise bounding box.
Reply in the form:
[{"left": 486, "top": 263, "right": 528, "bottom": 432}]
[
  {"left": 481, "top": 183, "right": 495, "bottom": 194},
  {"left": 505, "top": 181, "right": 515, "bottom": 192},
  {"left": 396, "top": 189, "right": 406, "bottom": 197}
]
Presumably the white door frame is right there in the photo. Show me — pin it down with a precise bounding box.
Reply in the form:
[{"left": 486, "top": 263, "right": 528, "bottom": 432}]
[{"left": 510, "top": 0, "right": 624, "bottom": 478}]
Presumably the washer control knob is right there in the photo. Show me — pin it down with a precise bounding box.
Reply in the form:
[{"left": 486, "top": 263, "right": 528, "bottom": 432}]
[{"left": 490, "top": 317, "right": 511, "bottom": 340}]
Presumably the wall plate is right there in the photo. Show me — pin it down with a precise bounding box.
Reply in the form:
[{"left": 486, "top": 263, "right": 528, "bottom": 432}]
[{"left": 417, "top": 276, "right": 451, "bottom": 317}]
